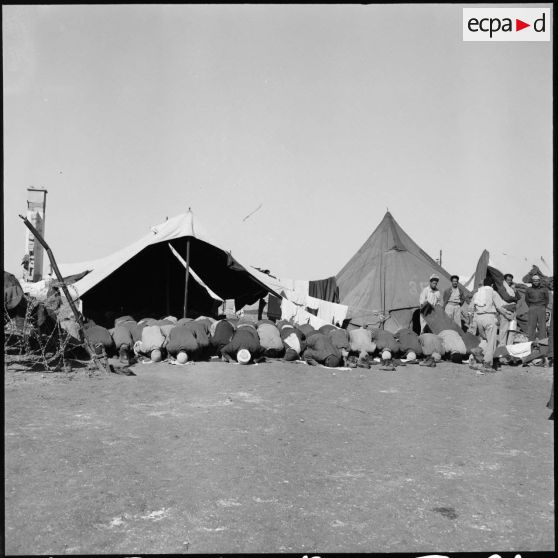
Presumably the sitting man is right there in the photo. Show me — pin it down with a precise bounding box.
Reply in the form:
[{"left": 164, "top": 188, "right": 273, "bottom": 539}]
[
  {"left": 348, "top": 328, "right": 377, "bottom": 368},
  {"left": 438, "top": 329, "right": 467, "bottom": 362},
  {"left": 418, "top": 332, "right": 444, "bottom": 367},
  {"left": 302, "top": 331, "right": 343, "bottom": 368},
  {"left": 256, "top": 320, "right": 285, "bottom": 358},
  {"left": 221, "top": 322, "right": 263, "bottom": 364},
  {"left": 394, "top": 327, "right": 422, "bottom": 364}
]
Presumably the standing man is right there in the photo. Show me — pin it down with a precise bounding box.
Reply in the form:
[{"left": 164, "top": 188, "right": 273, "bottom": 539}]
[
  {"left": 524, "top": 275, "right": 550, "bottom": 341},
  {"left": 471, "top": 278, "right": 514, "bottom": 371},
  {"left": 419, "top": 274, "right": 443, "bottom": 332},
  {"left": 497, "top": 273, "right": 520, "bottom": 346},
  {"left": 442, "top": 275, "right": 467, "bottom": 327}
]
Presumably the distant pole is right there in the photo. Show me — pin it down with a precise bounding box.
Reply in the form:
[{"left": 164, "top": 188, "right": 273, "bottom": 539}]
[
  {"left": 165, "top": 250, "right": 170, "bottom": 316},
  {"left": 439, "top": 250, "right": 442, "bottom": 267},
  {"left": 183, "top": 238, "right": 191, "bottom": 318},
  {"left": 25, "top": 187, "right": 48, "bottom": 281}
]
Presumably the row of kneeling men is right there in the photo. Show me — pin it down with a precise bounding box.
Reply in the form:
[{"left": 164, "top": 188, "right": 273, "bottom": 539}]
[{"left": 82, "top": 314, "right": 476, "bottom": 369}]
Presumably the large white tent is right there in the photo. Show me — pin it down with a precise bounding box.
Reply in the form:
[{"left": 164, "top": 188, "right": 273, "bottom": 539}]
[{"left": 56, "top": 211, "right": 279, "bottom": 326}]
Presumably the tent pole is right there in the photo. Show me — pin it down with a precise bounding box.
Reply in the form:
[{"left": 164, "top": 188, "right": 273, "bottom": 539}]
[
  {"left": 166, "top": 251, "right": 170, "bottom": 316},
  {"left": 183, "top": 238, "right": 191, "bottom": 318}
]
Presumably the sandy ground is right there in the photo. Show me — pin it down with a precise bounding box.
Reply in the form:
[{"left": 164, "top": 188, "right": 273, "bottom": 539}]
[{"left": 4, "top": 358, "right": 554, "bottom": 554}]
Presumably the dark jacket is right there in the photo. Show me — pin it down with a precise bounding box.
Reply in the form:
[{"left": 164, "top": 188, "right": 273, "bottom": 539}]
[
  {"left": 221, "top": 325, "right": 262, "bottom": 359},
  {"left": 303, "top": 332, "right": 341, "bottom": 364},
  {"left": 369, "top": 328, "right": 400, "bottom": 354},
  {"left": 524, "top": 285, "right": 550, "bottom": 307},
  {"left": 211, "top": 320, "right": 235, "bottom": 351},
  {"left": 165, "top": 325, "right": 199, "bottom": 355},
  {"left": 180, "top": 320, "right": 211, "bottom": 349},
  {"left": 327, "top": 329, "right": 350, "bottom": 351},
  {"left": 395, "top": 328, "right": 423, "bottom": 356},
  {"left": 442, "top": 285, "right": 467, "bottom": 307},
  {"left": 496, "top": 282, "right": 519, "bottom": 304}
]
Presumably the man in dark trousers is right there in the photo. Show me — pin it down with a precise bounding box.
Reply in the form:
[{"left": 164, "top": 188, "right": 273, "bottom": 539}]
[{"left": 524, "top": 274, "right": 549, "bottom": 341}]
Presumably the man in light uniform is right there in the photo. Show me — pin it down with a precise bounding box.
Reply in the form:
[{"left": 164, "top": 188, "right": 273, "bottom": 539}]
[
  {"left": 471, "top": 278, "right": 514, "bottom": 371},
  {"left": 442, "top": 275, "right": 467, "bottom": 327},
  {"left": 419, "top": 274, "right": 443, "bottom": 332}
]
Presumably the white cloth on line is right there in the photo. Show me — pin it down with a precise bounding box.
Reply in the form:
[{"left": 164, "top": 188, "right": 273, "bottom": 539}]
[
  {"left": 284, "top": 288, "right": 308, "bottom": 305},
  {"left": 281, "top": 298, "right": 298, "bottom": 321},
  {"left": 168, "top": 244, "right": 223, "bottom": 301}
]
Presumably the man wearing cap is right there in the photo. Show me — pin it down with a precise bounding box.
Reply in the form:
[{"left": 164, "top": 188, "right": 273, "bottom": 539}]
[
  {"left": 496, "top": 273, "right": 520, "bottom": 346},
  {"left": 220, "top": 322, "right": 263, "bottom": 364},
  {"left": 395, "top": 327, "right": 423, "bottom": 363},
  {"left": 524, "top": 275, "right": 550, "bottom": 341},
  {"left": 419, "top": 274, "right": 443, "bottom": 332},
  {"left": 442, "top": 275, "right": 467, "bottom": 327}
]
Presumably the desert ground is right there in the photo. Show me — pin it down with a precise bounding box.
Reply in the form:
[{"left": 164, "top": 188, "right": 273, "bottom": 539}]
[{"left": 4, "top": 358, "right": 554, "bottom": 554}]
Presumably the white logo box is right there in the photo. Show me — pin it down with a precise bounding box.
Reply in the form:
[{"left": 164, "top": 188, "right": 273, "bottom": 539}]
[{"left": 463, "top": 7, "right": 551, "bottom": 42}]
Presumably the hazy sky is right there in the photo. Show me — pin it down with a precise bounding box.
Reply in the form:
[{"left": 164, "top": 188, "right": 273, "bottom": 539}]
[{"left": 3, "top": 4, "right": 553, "bottom": 284}]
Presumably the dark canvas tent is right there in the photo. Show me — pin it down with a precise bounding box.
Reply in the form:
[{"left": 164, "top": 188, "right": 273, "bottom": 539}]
[
  {"left": 336, "top": 212, "right": 469, "bottom": 332},
  {"left": 57, "top": 211, "right": 278, "bottom": 327}
]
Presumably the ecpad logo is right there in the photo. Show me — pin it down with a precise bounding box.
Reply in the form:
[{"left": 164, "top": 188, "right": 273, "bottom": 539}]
[{"left": 463, "top": 8, "right": 550, "bottom": 42}]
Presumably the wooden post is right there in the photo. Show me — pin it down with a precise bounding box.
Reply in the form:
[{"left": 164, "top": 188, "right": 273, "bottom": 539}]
[
  {"left": 183, "top": 238, "right": 191, "bottom": 318},
  {"left": 165, "top": 251, "right": 170, "bottom": 316}
]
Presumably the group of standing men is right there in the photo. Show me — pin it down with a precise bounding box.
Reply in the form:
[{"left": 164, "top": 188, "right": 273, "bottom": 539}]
[{"left": 419, "top": 272, "right": 551, "bottom": 369}]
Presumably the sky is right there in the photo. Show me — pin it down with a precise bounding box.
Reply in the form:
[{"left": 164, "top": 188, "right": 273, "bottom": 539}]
[{"left": 3, "top": 4, "right": 553, "bottom": 284}]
